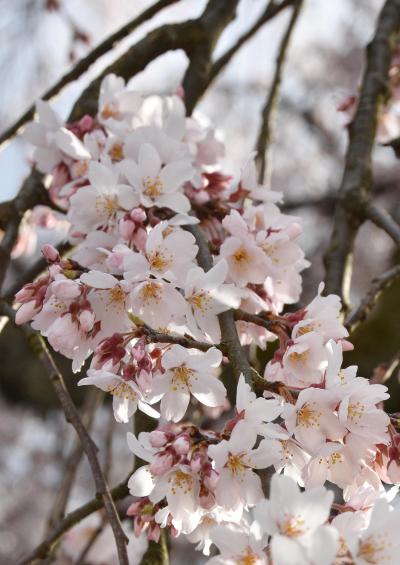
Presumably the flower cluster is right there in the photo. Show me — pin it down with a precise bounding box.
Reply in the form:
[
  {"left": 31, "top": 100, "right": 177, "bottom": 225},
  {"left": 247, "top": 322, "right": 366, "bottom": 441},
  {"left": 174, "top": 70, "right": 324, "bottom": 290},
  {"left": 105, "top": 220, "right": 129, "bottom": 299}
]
[{"left": 15, "top": 74, "right": 399, "bottom": 564}]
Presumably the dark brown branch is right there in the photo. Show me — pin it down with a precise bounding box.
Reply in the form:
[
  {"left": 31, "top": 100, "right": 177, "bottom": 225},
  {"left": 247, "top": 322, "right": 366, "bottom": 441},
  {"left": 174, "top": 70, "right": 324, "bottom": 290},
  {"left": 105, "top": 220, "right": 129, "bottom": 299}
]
[
  {"left": 45, "top": 389, "right": 102, "bottom": 534},
  {"left": 364, "top": 202, "right": 400, "bottom": 247},
  {"left": 209, "top": 0, "right": 296, "bottom": 83},
  {"left": 371, "top": 350, "right": 400, "bottom": 384},
  {"left": 0, "top": 302, "right": 129, "bottom": 565},
  {"left": 182, "top": 0, "right": 240, "bottom": 115},
  {"left": 256, "top": 0, "right": 303, "bottom": 183},
  {"left": 186, "top": 224, "right": 259, "bottom": 387},
  {"left": 141, "top": 324, "right": 219, "bottom": 352},
  {"left": 345, "top": 264, "right": 400, "bottom": 332},
  {"left": 0, "top": 0, "right": 178, "bottom": 149},
  {"left": 323, "top": 0, "right": 400, "bottom": 310},
  {"left": 16, "top": 476, "right": 130, "bottom": 565}
]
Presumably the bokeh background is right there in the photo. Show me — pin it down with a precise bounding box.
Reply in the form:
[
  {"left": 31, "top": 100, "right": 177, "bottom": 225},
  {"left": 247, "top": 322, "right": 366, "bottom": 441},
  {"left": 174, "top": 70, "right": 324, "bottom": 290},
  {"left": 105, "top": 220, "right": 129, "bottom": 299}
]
[{"left": 0, "top": 0, "right": 399, "bottom": 563}]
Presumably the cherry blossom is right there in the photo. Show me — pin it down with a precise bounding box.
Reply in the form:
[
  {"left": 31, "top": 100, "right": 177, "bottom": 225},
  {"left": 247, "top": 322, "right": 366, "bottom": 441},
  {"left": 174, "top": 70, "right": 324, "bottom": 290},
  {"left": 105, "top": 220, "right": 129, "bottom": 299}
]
[{"left": 151, "top": 345, "right": 226, "bottom": 422}]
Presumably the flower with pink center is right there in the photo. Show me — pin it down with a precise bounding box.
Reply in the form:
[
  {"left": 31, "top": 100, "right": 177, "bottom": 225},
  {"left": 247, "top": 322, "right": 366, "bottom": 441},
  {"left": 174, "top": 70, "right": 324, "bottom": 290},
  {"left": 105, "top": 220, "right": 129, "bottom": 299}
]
[
  {"left": 120, "top": 142, "right": 194, "bottom": 213},
  {"left": 68, "top": 161, "right": 138, "bottom": 234},
  {"left": 254, "top": 474, "right": 338, "bottom": 565},
  {"left": 183, "top": 260, "right": 241, "bottom": 343},
  {"left": 283, "top": 387, "right": 345, "bottom": 453},
  {"left": 208, "top": 421, "right": 281, "bottom": 513},
  {"left": 151, "top": 345, "right": 226, "bottom": 423},
  {"left": 79, "top": 369, "right": 159, "bottom": 423},
  {"left": 219, "top": 210, "right": 267, "bottom": 287}
]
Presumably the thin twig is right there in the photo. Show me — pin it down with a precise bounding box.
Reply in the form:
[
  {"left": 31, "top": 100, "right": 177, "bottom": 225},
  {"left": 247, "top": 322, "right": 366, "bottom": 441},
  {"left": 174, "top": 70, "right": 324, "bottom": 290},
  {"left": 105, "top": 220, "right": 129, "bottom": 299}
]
[
  {"left": 75, "top": 515, "right": 107, "bottom": 565},
  {"left": 371, "top": 351, "right": 400, "bottom": 384},
  {"left": 16, "top": 476, "right": 130, "bottom": 565},
  {"left": 256, "top": 0, "right": 303, "bottom": 183},
  {"left": 323, "top": 0, "right": 400, "bottom": 310},
  {"left": 345, "top": 264, "right": 400, "bottom": 332},
  {"left": 185, "top": 224, "right": 260, "bottom": 387},
  {"left": 45, "top": 389, "right": 103, "bottom": 534},
  {"left": 0, "top": 0, "right": 178, "bottom": 149},
  {"left": 142, "top": 324, "right": 218, "bottom": 352},
  {"left": 364, "top": 202, "right": 400, "bottom": 247},
  {"left": 209, "top": 0, "right": 296, "bottom": 83},
  {"left": 0, "top": 302, "right": 129, "bottom": 565}
]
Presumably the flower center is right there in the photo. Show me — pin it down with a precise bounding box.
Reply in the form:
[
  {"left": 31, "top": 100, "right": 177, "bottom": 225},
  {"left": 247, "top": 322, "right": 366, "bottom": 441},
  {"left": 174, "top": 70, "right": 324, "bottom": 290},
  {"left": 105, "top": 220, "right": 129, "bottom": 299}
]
[
  {"left": 226, "top": 453, "right": 246, "bottom": 475},
  {"left": 296, "top": 323, "right": 315, "bottom": 336},
  {"left": 144, "top": 176, "right": 163, "bottom": 200},
  {"left": 237, "top": 549, "right": 259, "bottom": 565},
  {"left": 147, "top": 248, "right": 173, "bottom": 272},
  {"left": 95, "top": 194, "right": 119, "bottom": 217},
  {"left": 189, "top": 291, "right": 212, "bottom": 312},
  {"left": 169, "top": 470, "right": 193, "bottom": 495},
  {"left": 171, "top": 365, "right": 194, "bottom": 390},
  {"left": 358, "top": 535, "right": 387, "bottom": 564},
  {"left": 109, "top": 142, "right": 124, "bottom": 161},
  {"left": 107, "top": 381, "right": 136, "bottom": 400},
  {"left": 101, "top": 103, "right": 120, "bottom": 120},
  {"left": 289, "top": 349, "right": 309, "bottom": 364},
  {"left": 108, "top": 285, "right": 125, "bottom": 305},
  {"left": 296, "top": 403, "right": 322, "bottom": 428},
  {"left": 139, "top": 282, "right": 162, "bottom": 304},
  {"left": 233, "top": 247, "right": 248, "bottom": 263},
  {"left": 348, "top": 401, "right": 365, "bottom": 423},
  {"left": 280, "top": 514, "right": 306, "bottom": 538}
]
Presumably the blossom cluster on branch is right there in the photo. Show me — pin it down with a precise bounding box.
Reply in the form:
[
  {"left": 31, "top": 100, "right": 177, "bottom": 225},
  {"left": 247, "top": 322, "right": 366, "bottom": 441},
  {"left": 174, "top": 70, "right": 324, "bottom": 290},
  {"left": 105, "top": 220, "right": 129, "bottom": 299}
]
[{"left": 14, "top": 74, "right": 400, "bottom": 565}]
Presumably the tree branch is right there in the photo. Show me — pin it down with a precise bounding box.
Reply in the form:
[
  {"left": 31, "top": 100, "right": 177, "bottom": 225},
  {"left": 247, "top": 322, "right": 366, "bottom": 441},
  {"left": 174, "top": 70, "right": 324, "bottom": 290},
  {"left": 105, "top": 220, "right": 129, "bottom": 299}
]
[
  {"left": 323, "top": 0, "right": 400, "bottom": 310},
  {"left": 185, "top": 224, "right": 260, "bottom": 387},
  {"left": 255, "top": 0, "right": 303, "bottom": 183},
  {"left": 345, "top": 264, "right": 400, "bottom": 332},
  {"left": 0, "top": 302, "right": 129, "bottom": 565},
  {"left": 209, "top": 0, "right": 296, "bottom": 83},
  {"left": 16, "top": 476, "right": 130, "bottom": 565},
  {"left": 0, "top": 0, "right": 178, "bottom": 149},
  {"left": 364, "top": 202, "right": 400, "bottom": 247}
]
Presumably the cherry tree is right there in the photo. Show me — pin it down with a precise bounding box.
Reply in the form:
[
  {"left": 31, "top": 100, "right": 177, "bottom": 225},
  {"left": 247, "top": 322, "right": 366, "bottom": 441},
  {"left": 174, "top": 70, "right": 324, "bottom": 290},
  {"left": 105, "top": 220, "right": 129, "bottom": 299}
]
[{"left": 1, "top": 1, "right": 400, "bottom": 564}]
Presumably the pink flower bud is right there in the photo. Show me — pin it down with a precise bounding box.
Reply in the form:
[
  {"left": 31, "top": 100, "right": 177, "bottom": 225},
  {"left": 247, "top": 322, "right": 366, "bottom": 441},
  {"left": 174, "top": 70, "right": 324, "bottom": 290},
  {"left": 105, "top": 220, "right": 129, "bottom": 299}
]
[
  {"left": 106, "top": 251, "right": 125, "bottom": 271},
  {"left": 137, "top": 369, "right": 152, "bottom": 394},
  {"left": 51, "top": 278, "right": 81, "bottom": 300},
  {"left": 119, "top": 218, "right": 135, "bottom": 240},
  {"left": 147, "top": 523, "right": 160, "bottom": 543},
  {"left": 15, "top": 300, "right": 38, "bottom": 325},
  {"left": 149, "top": 430, "right": 169, "bottom": 448},
  {"left": 42, "top": 244, "right": 60, "bottom": 263},
  {"left": 126, "top": 500, "right": 143, "bottom": 516},
  {"left": 133, "top": 228, "right": 147, "bottom": 252},
  {"left": 79, "top": 309, "right": 95, "bottom": 332},
  {"left": 150, "top": 452, "right": 174, "bottom": 476},
  {"left": 199, "top": 489, "right": 215, "bottom": 510},
  {"left": 173, "top": 435, "right": 190, "bottom": 455},
  {"left": 203, "top": 468, "right": 219, "bottom": 491},
  {"left": 130, "top": 208, "right": 146, "bottom": 223}
]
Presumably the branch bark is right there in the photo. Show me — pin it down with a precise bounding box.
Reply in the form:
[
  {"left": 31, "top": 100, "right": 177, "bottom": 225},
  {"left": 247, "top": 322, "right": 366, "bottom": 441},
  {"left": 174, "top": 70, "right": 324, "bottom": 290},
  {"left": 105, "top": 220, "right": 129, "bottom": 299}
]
[
  {"left": 0, "top": 0, "right": 178, "bottom": 149},
  {"left": 345, "top": 264, "right": 400, "bottom": 333},
  {"left": 255, "top": 0, "right": 303, "bottom": 183},
  {"left": 323, "top": 0, "right": 400, "bottom": 310}
]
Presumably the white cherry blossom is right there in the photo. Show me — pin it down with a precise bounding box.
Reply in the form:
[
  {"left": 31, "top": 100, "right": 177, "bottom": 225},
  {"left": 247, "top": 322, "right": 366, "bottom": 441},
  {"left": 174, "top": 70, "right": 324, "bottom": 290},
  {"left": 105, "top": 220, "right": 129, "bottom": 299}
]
[{"left": 152, "top": 345, "right": 226, "bottom": 422}]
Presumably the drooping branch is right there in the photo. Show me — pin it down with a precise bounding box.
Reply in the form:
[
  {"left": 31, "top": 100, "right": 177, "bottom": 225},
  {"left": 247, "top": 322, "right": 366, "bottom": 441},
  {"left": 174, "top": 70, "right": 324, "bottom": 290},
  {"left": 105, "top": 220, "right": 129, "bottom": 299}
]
[
  {"left": 16, "top": 476, "right": 130, "bottom": 565},
  {"left": 209, "top": 0, "right": 297, "bottom": 84},
  {"left": 0, "top": 302, "right": 129, "bottom": 565},
  {"left": 0, "top": 0, "right": 178, "bottom": 149},
  {"left": 141, "top": 323, "right": 221, "bottom": 352},
  {"left": 255, "top": 0, "right": 303, "bottom": 183},
  {"left": 364, "top": 202, "right": 400, "bottom": 247},
  {"left": 186, "top": 224, "right": 260, "bottom": 387},
  {"left": 345, "top": 264, "right": 400, "bottom": 332},
  {"left": 45, "top": 389, "right": 103, "bottom": 534},
  {"left": 323, "top": 0, "right": 400, "bottom": 310}
]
